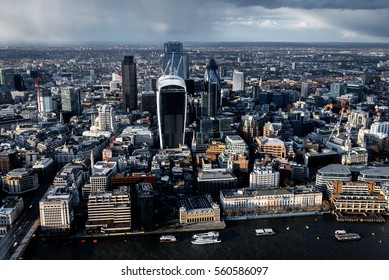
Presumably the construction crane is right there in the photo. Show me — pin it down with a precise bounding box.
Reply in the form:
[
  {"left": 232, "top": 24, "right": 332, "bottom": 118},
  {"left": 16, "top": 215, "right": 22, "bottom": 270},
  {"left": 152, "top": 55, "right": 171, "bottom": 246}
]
[{"left": 35, "top": 68, "right": 40, "bottom": 89}]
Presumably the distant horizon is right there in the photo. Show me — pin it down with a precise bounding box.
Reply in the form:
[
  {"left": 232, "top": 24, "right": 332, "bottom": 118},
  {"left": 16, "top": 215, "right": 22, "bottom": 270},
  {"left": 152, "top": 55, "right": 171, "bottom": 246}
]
[{"left": 2, "top": 40, "right": 389, "bottom": 49}]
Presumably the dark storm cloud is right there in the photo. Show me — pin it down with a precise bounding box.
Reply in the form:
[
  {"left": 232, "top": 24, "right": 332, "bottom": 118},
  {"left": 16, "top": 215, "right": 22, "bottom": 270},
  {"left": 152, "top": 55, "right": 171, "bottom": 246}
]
[
  {"left": 223, "top": 0, "right": 389, "bottom": 10},
  {"left": 1, "top": 0, "right": 389, "bottom": 43}
]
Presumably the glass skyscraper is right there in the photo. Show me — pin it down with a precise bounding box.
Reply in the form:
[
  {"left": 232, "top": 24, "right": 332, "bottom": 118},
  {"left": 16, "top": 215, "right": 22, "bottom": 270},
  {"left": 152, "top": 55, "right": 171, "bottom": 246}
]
[
  {"left": 156, "top": 75, "right": 187, "bottom": 149},
  {"left": 202, "top": 58, "right": 221, "bottom": 118},
  {"left": 162, "top": 42, "right": 188, "bottom": 79},
  {"left": 122, "top": 56, "right": 138, "bottom": 112},
  {"left": 61, "top": 86, "right": 81, "bottom": 115}
]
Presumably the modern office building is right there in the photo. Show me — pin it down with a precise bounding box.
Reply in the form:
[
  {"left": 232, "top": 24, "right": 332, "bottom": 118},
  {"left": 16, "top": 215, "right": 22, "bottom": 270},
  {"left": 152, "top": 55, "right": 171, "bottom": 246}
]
[
  {"left": 249, "top": 164, "right": 280, "bottom": 189},
  {"left": 370, "top": 122, "right": 389, "bottom": 138},
  {"left": 162, "top": 41, "right": 187, "bottom": 79},
  {"left": 197, "top": 169, "right": 238, "bottom": 196},
  {"left": 140, "top": 91, "right": 157, "bottom": 115},
  {"left": 37, "top": 87, "right": 53, "bottom": 113},
  {"left": 156, "top": 75, "right": 187, "bottom": 149},
  {"left": 136, "top": 182, "right": 154, "bottom": 229},
  {"left": 98, "top": 104, "right": 115, "bottom": 132},
  {"left": 82, "top": 168, "right": 114, "bottom": 199},
  {"left": 61, "top": 86, "right": 82, "bottom": 115},
  {"left": 202, "top": 58, "right": 221, "bottom": 118},
  {"left": 122, "top": 55, "right": 138, "bottom": 111},
  {"left": 330, "top": 83, "right": 344, "bottom": 98},
  {"left": 86, "top": 186, "right": 131, "bottom": 235},
  {"left": 39, "top": 185, "right": 73, "bottom": 232},
  {"left": 195, "top": 116, "right": 232, "bottom": 145},
  {"left": 32, "top": 157, "right": 55, "bottom": 184},
  {"left": 53, "top": 160, "right": 90, "bottom": 204},
  {"left": 330, "top": 181, "right": 386, "bottom": 213},
  {"left": 254, "top": 136, "right": 286, "bottom": 159},
  {"left": 225, "top": 135, "right": 249, "bottom": 155},
  {"left": 358, "top": 166, "right": 389, "bottom": 184},
  {"left": 315, "top": 164, "right": 352, "bottom": 197},
  {"left": 232, "top": 70, "right": 245, "bottom": 91},
  {"left": 2, "top": 168, "right": 39, "bottom": 194},
  {"left": 300, "top": 82, "right": 311, "bottom": 98},
  {"left": 0, "top": 68, "right": 15, "bottom": 89}
]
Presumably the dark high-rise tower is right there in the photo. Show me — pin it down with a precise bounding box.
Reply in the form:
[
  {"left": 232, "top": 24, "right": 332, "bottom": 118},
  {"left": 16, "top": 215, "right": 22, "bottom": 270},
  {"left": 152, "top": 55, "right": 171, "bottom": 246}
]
[
  {"left": 61, "top": 86, "right": 82, "bottom": 115},
  {"left": 202, "top": 58, "right": 221, "bottom": 118},
  {"left": 157, "top": 75, "right": 187, "bottom": 149},
  {"left": 122, "top": 56, "right": 138, "bottom": 112}
]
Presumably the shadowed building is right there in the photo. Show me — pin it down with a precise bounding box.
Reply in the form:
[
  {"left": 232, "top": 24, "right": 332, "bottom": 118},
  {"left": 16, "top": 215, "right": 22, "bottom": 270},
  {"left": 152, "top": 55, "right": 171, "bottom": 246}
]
[
  {"left": 157, "top": 75, "right": 187, "bottom": 149},
  {"left": 122, "top": 56, "right": 138, "bottom": 112}
]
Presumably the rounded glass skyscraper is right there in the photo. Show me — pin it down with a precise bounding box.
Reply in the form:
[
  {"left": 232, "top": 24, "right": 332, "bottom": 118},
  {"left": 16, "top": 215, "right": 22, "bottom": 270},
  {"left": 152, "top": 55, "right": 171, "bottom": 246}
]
[
  {"left": 202, "top": 58, "right": 221, "bottom": 117},
  {"left": 156, "top": 75, "right": 187, "bottom": 149}
]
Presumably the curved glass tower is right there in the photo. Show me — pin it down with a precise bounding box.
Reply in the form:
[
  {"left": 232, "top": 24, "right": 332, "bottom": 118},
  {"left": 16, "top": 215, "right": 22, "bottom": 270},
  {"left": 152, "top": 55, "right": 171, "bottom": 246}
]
[
  {"left": 157, "top": 75, "right": 187, "bottom": 149},
  {"left": 202, "top": 58, "right": 221, "bottom": 117}
]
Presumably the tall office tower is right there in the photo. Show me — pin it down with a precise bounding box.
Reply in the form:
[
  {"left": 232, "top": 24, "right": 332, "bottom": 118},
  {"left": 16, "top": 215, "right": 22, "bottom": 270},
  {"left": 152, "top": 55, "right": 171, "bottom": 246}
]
[
  {"left": 37, "top": 87, "right": 53, "bottom": 113},
  {"left": 61, "top": 86, "right": 82, "bottom": 115},
  {"left": 300, "top": 82, "right": 311, "bottom": 98},
  {"left": 202, "top": 58, "right": 221, "bottom": 118},
  {"left": 122, "top": 55, "right": 138, "bottom": 112},
  {"left": 0, "top": 84, "right": 13, "bottom": 104},
  {"left": 157, "top": 75, "right": 187, "bottom": 149},
  {"left": 232, "top": 70, "right": 245, "bottom": 91},
  {"left": 14, "top": 74, "right": 25, "bottom": 91},
  {"left": 0, "top": 68, "right": 15, "bottom": 89},
  {"left": 330, "top": 83, "right": 344, "bottom": 98},
  {"left": 140, "top": 91, "right": 157, "bottom": 115},
  {"left": 98, "top": 104, "right": 115, "bottom": 132},
  {"left": 137, "top": 182, "right": 154, "bottom": 230},
  {"left": 162, "top": 41, "right": 188, "bottom": 79},
  {"left": 145, "top": 77, "right": 157, "bottom": 92}
]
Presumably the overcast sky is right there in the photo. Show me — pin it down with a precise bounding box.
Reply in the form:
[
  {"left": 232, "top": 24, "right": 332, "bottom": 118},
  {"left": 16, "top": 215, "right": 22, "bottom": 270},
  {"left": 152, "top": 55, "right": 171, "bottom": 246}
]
[{"left": 1, "top": 0, "right": 389, "bottom": 44}]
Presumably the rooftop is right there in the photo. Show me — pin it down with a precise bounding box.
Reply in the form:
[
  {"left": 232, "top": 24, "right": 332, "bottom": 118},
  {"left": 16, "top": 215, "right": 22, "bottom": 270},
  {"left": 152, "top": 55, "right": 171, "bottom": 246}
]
[
  {"left": 360, "top": 166, "right": 389, "bottom": 176},
  {"left": 318, "top": 164, "right": 351, "bottom": 175}
]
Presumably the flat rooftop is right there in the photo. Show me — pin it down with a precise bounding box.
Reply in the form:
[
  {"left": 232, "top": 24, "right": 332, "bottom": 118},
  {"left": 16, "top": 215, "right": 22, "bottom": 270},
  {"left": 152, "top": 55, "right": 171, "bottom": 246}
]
[
  {"left": 318, "top": 164, "right": 351, "bottom": 175},
  {"left": 360, "top": 166, "right": 389, "bottom": 176}
]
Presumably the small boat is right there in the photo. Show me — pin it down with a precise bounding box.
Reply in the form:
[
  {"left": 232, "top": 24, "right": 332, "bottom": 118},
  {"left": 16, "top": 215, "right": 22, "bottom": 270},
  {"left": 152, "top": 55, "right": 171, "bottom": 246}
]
[
  {"left": 286, "top": 226, "right": 290, "bottom": 231},
  {"left": 255, "top": 228, "right": 275, "bottom": 236},
  {"left": 334, "top": 230, "right": 361, "bottom": 241},
  {"left": 159, "top": 235, "right": 178, "bottom": 243},
  {"left": 192, "top": 231, "right": 219, "bottom": 239},
  {"left": 191, "top": 238, "right": 221, "bottom": 245},
  {"left": 305, "top": 225, "right": 310, "bottom": 229}
]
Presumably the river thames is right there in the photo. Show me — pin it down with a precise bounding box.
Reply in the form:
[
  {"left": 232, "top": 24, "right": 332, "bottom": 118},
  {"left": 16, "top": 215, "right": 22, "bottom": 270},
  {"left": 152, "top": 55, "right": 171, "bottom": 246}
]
[{"left": 22, "top": 214, "right": 389, "bottom": 260}]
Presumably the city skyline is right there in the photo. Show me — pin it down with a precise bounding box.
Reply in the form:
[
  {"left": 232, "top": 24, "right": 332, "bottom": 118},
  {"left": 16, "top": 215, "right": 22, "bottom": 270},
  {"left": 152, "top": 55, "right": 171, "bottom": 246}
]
[{"left": 1, "top": 0, "right": 389, "bottom": 45}]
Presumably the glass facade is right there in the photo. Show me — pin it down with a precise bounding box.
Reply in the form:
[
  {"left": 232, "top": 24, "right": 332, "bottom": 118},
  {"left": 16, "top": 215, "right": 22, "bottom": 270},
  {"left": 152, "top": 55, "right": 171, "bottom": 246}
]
[{"left": 157, "top": 76, "right": 187, "bottom": 149}]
